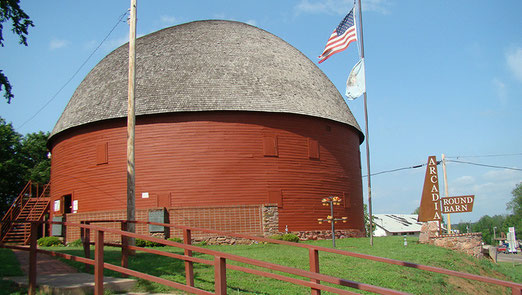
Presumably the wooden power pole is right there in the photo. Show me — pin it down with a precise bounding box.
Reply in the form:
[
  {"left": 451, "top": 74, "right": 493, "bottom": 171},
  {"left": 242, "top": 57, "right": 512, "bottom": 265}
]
[
  {"left": 442, "top": 154, "right": 451, "bottom": 233},
  {"left": 127, "top": 0, "right": 137, "bottom": 236}
]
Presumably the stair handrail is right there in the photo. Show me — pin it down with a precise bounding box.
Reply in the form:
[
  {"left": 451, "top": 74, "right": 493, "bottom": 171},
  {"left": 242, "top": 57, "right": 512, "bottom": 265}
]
[
  {"left": 0, "top": 181, "right": 33, "bottom": 242},
  {"left": 23, "top": 182, "right": 51, "bottom": 244},
  {"left": 26, "top": 182, "right": 51, "bottom": 221},
  {"left": 1, "top": 181, "right": 33, "bottom": 222}
]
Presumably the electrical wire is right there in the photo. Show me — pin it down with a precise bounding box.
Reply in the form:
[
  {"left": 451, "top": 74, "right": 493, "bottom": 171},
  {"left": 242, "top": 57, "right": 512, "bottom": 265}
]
[
  {"left": 362, "top": 155, "right": 522, "bottom": 178},
  {"left": 446, "top": 153, "right": 522, "bottom": 159},
  {"left": 18, "top": 10, "right": 129, "bottom": 130},
  {"left": 446, "top": 159, "right": 522, "bottom": 171},
  {"left": 362, "top": 161, "right": 436, "bottom": 178}
]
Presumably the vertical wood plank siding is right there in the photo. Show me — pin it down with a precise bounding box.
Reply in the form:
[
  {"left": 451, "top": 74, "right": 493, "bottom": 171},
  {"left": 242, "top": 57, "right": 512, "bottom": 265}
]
[{"left": 50, "top": 112, "right": 364, "bottom": 232}]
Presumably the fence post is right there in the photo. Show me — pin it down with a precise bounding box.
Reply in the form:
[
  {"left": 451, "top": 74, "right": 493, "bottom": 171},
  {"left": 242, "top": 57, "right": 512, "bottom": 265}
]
[
  {"left": 82, "top": 221, "right": 91, "bottom": 272},
  {"left": 513, "top": 286, "right": 522, "bottom": 295},
  {"left": 309, "top": 248, "right": 321, "bottom": 295},
  {"left": 215, "top": 256, "right": 227, "bottom": 295},
  {"left": 121, "top": 221, "right": 128, "bottom": 277},
  {"left": 95, "top": 230, "right": 104, "bottom": 295},
  {"left": 183, "top": 228, "right": 194, "bottom": 287},
  {"left": 28, "top": 222, "right": 38, "bottom": 295}
]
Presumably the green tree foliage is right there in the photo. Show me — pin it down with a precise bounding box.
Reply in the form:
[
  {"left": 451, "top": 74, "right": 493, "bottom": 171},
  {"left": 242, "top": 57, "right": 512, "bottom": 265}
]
[
  {"left": 0, "top": 0, "right": 34, "bottom": 103},
  {"left": 363, "top": 203, "right": 375, "bottom": 237},
  {"left": 454, "top": 183, "right": 522, "bottom": 244},
  {"left": 19, "top": 131, "right": 50, "bottom": 183},
  {"left": 507, "top": 182, "right": 522, "bottom": 217},
  {"left": 0, "top": 117, "right": 49, "bottom": 216},
  {"left": 0, "top": 117, "right": 23, "bottom": 215},
  {"left": 505, "top": 182, "right": 522, "bottom": 238}
]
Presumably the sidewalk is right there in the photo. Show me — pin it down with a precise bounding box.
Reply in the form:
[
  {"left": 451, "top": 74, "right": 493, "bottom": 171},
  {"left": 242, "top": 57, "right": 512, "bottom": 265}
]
[{"left": 5, "top": 249, "right": 136, "bottom": 294}]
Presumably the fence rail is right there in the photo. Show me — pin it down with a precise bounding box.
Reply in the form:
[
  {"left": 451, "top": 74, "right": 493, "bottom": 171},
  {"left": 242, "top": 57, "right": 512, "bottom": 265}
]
[{"left": 1, "top": 220, "right": 521, "bottom": 295}]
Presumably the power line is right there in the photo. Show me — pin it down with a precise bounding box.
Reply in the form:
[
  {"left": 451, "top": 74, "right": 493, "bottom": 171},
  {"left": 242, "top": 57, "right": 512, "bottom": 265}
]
[
  {"left": 362, "top": 161, "right": 435, "bottom": 178},
  {"left": 363, "top": 155, "right": 522, "bottom": 178},
  {"left": 446, "top": 153, "right": 522, "bottom": 159},
  {"left": 446, "top": 159, "right": 522, "bottom": 171},
  {"left": 18, "top": 10, "right": 129, "bottom": 130}
]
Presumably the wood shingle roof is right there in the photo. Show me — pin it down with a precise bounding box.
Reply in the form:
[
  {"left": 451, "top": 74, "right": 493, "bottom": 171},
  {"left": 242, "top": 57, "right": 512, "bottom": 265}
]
[{"left": 51, "top": 20, "right": 362, "bottom": 140}]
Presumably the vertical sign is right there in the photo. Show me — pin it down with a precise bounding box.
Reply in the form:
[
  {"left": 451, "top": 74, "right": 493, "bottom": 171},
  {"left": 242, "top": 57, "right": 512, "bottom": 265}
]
[
  {"left": 53, "top": 200, "right": 60, "bottom": 212},
  {"left": 418, "top": 156, "right": 442, "bottom": 222}
]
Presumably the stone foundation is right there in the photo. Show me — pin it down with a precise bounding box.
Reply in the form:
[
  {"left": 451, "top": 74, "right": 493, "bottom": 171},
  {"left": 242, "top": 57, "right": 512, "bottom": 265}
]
[
  {"left": 429, "top": 233, "right": 483, "bottom": 258},
  {"left": 262, "top": 205, "right": 279, "bottom": 236},
  {"left": 418, "top": 223, "right": 483, "bottom": 258},
  {"left": 295, "top": 229, "right": 365, "bottom": 241}
]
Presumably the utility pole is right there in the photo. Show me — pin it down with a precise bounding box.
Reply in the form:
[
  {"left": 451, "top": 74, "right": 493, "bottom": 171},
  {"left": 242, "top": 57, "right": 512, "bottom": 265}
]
[
  {"left": 127, "top": 0, "right": 137, "bottom": 237},
  {"left": 442, "top": 154, "right": 450, "bottom": 233}
]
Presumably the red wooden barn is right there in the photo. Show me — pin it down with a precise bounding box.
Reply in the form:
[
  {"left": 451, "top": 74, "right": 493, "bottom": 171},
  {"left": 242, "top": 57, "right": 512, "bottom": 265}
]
[{"left": 47, "top": 20, "right": 366, "bottom": 242}]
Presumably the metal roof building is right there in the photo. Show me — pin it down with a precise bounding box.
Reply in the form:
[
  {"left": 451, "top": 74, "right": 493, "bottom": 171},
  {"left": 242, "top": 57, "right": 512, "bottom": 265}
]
[{"left": 373, "top": 214, "right": 424, "bottom": 237}]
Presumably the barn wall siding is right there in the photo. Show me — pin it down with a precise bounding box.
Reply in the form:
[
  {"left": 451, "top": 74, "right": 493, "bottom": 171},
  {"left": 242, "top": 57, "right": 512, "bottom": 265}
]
[{"left": 50, "top": 111, "right": 364, "bottom": 233}]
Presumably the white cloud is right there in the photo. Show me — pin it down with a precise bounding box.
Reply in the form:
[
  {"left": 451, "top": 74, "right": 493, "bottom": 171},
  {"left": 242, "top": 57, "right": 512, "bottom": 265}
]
[
  {"left": 453, "top": 175, "right": 475, "bottom": 186},
  {"left": 294, "top": 0, "right": 390, "bottom": 15},
  {"left": 160, "top": 15, "right": 178, "bottom": 26},
  {"left": 506, "top": 47, "right": 522, "bottom": 82},
  {"left": 363, "top": 0, "right": 392, "bottom": 14},
  {"left": 104, "top": 35, "right": 130, "bottom": 51},
  {"left": 49, "top": 39, "right": 69, "bottom": 50},
  {"left": 295, "top": 0, "right": 353, "bottom": 15},
  {"left": 246, "top": 19, "right": 258, "bottom": 26}
]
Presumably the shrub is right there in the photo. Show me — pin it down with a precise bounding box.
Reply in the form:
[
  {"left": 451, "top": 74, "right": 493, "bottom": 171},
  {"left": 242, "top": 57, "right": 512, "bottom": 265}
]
[
  {"left": 135, "top": 238, "right": 165, "bottom": 247},
  {"left": 67, "top": 239, "right": 83, "bottom": 247},
  {"left": 195, "top": 241, "right": 208, "bottom": 246},
  {"left": 167, "top": 237, "right": 183, "bottom": 243},
  {"left": 269, "top": 234, "right": 300, "bottom": 243},
  {"left": 37, "top": 236, "right": 63, "bottom": 247},
  {"left": 282, "top": 234, "right": 300, "bottom": 243}
]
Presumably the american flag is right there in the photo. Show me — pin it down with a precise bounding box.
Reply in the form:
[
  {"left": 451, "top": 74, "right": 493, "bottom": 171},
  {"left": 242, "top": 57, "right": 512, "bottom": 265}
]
[{"left": 318, "top": 9, "right": 357, "bottom": 64}]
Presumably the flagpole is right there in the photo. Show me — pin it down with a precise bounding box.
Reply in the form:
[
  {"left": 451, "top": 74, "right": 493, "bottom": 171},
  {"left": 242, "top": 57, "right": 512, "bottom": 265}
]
[{"left": 356, "top": 0, "right": 374, "bottom": 246}]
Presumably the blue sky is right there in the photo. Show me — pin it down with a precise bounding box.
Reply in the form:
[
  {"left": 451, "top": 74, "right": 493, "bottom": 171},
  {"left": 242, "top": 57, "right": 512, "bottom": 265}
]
[{"left": 1, "top": 0, "right": 521, "bottom": 224}]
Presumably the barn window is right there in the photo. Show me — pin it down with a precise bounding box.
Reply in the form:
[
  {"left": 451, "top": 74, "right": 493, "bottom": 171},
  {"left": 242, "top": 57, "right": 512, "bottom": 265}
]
[
  {"left": 268, "top": 190, "right": 283, "bottom": 208},
  {"left": 308, "top": 139, "right": 320, "bottom": 160},
  {"left": 96, "top": 142, "right": 108, "bottom": 165},
  {"left": 343, "top": 192, "right": 350, "bottom": 208},
  {"left": 263, "top": 135, "right": 278, "bottom": 157}
]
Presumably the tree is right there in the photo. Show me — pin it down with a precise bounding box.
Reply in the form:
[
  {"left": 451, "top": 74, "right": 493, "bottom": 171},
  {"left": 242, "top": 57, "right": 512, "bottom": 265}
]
[
  {"left": 505, "top": 182, "right": 522, "bottom": 238},
  {"left": 0, "top": 0, "right": 34, "bottom": 103},
  {"left": 507, "top": 182, "right": 522, "bottom": 217},
  {"left": 0, "top": 117, "right": 50, "bottom": 216},
  {"left": 363, "top": 204, "right": 375, "bottom": 237},
  {"left": 0, "top": 117, "right": 24, "bottom": 215},
  {"left": 19, "top": 131, "right": 50, "bottom": 184}
]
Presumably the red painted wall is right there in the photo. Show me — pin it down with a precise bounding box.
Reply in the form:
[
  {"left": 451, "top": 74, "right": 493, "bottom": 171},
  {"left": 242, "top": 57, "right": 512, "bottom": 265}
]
[{"left": 49, "top": 112, "right": 364, "bottom": 232}]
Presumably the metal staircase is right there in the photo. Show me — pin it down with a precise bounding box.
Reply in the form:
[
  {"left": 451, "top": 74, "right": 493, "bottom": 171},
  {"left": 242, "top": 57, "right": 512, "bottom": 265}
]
[{"left": 1, "top": 181, "right": 50, "bottom": 244}]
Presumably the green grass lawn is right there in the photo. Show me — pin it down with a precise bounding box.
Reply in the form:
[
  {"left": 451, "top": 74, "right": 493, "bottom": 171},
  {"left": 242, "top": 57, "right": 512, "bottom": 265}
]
[
  {"left": 0, "top": 248, "right": 28, "bottom": 295},
  {"left": 2, "top": 236, "right": 521, "bottom": 294}
]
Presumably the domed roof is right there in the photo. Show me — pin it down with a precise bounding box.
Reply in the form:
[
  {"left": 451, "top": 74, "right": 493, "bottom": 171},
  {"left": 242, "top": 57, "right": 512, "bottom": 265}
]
[{"left": 50, "top": 20, "right": 362, "bottom": 140}]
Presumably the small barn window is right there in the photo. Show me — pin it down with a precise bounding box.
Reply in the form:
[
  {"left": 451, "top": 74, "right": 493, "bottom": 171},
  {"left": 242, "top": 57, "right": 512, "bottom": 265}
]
[
  {"left": 343, "top": 192, "right": 350, "bottom": 208},
  {"left": 308, "top": 139, "right": 320, "bottom": 160},
  {"left": 268, "top": 190, "right": 283, "bottom": 208},
  {"left": 96, "top": 142, "right": 108, "bottom": 165},
  {"left": 263, "top": 135, "right": 278, "bottom": 157}
]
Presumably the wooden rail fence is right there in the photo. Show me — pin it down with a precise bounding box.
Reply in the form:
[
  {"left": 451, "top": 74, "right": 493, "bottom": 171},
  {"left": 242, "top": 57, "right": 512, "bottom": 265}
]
[{"left": 1, "top": 220, "right": 521, "bottom": 295}]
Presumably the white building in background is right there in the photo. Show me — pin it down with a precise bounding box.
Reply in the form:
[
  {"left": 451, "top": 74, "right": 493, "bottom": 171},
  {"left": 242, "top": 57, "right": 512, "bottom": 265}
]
[{"left": 373, "top": 214, "right": 423, "bottom": 237}]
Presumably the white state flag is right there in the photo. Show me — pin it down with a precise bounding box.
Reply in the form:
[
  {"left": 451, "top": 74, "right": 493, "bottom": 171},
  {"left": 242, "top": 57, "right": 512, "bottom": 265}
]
[{"left": 345, "top": 58, "right": 366, "bottom": 100}]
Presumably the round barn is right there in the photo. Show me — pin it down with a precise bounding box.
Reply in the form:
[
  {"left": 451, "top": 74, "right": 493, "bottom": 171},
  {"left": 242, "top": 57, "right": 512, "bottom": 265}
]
[{"left": 47, "top": 20, "right": 366, "bottom": 242}]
